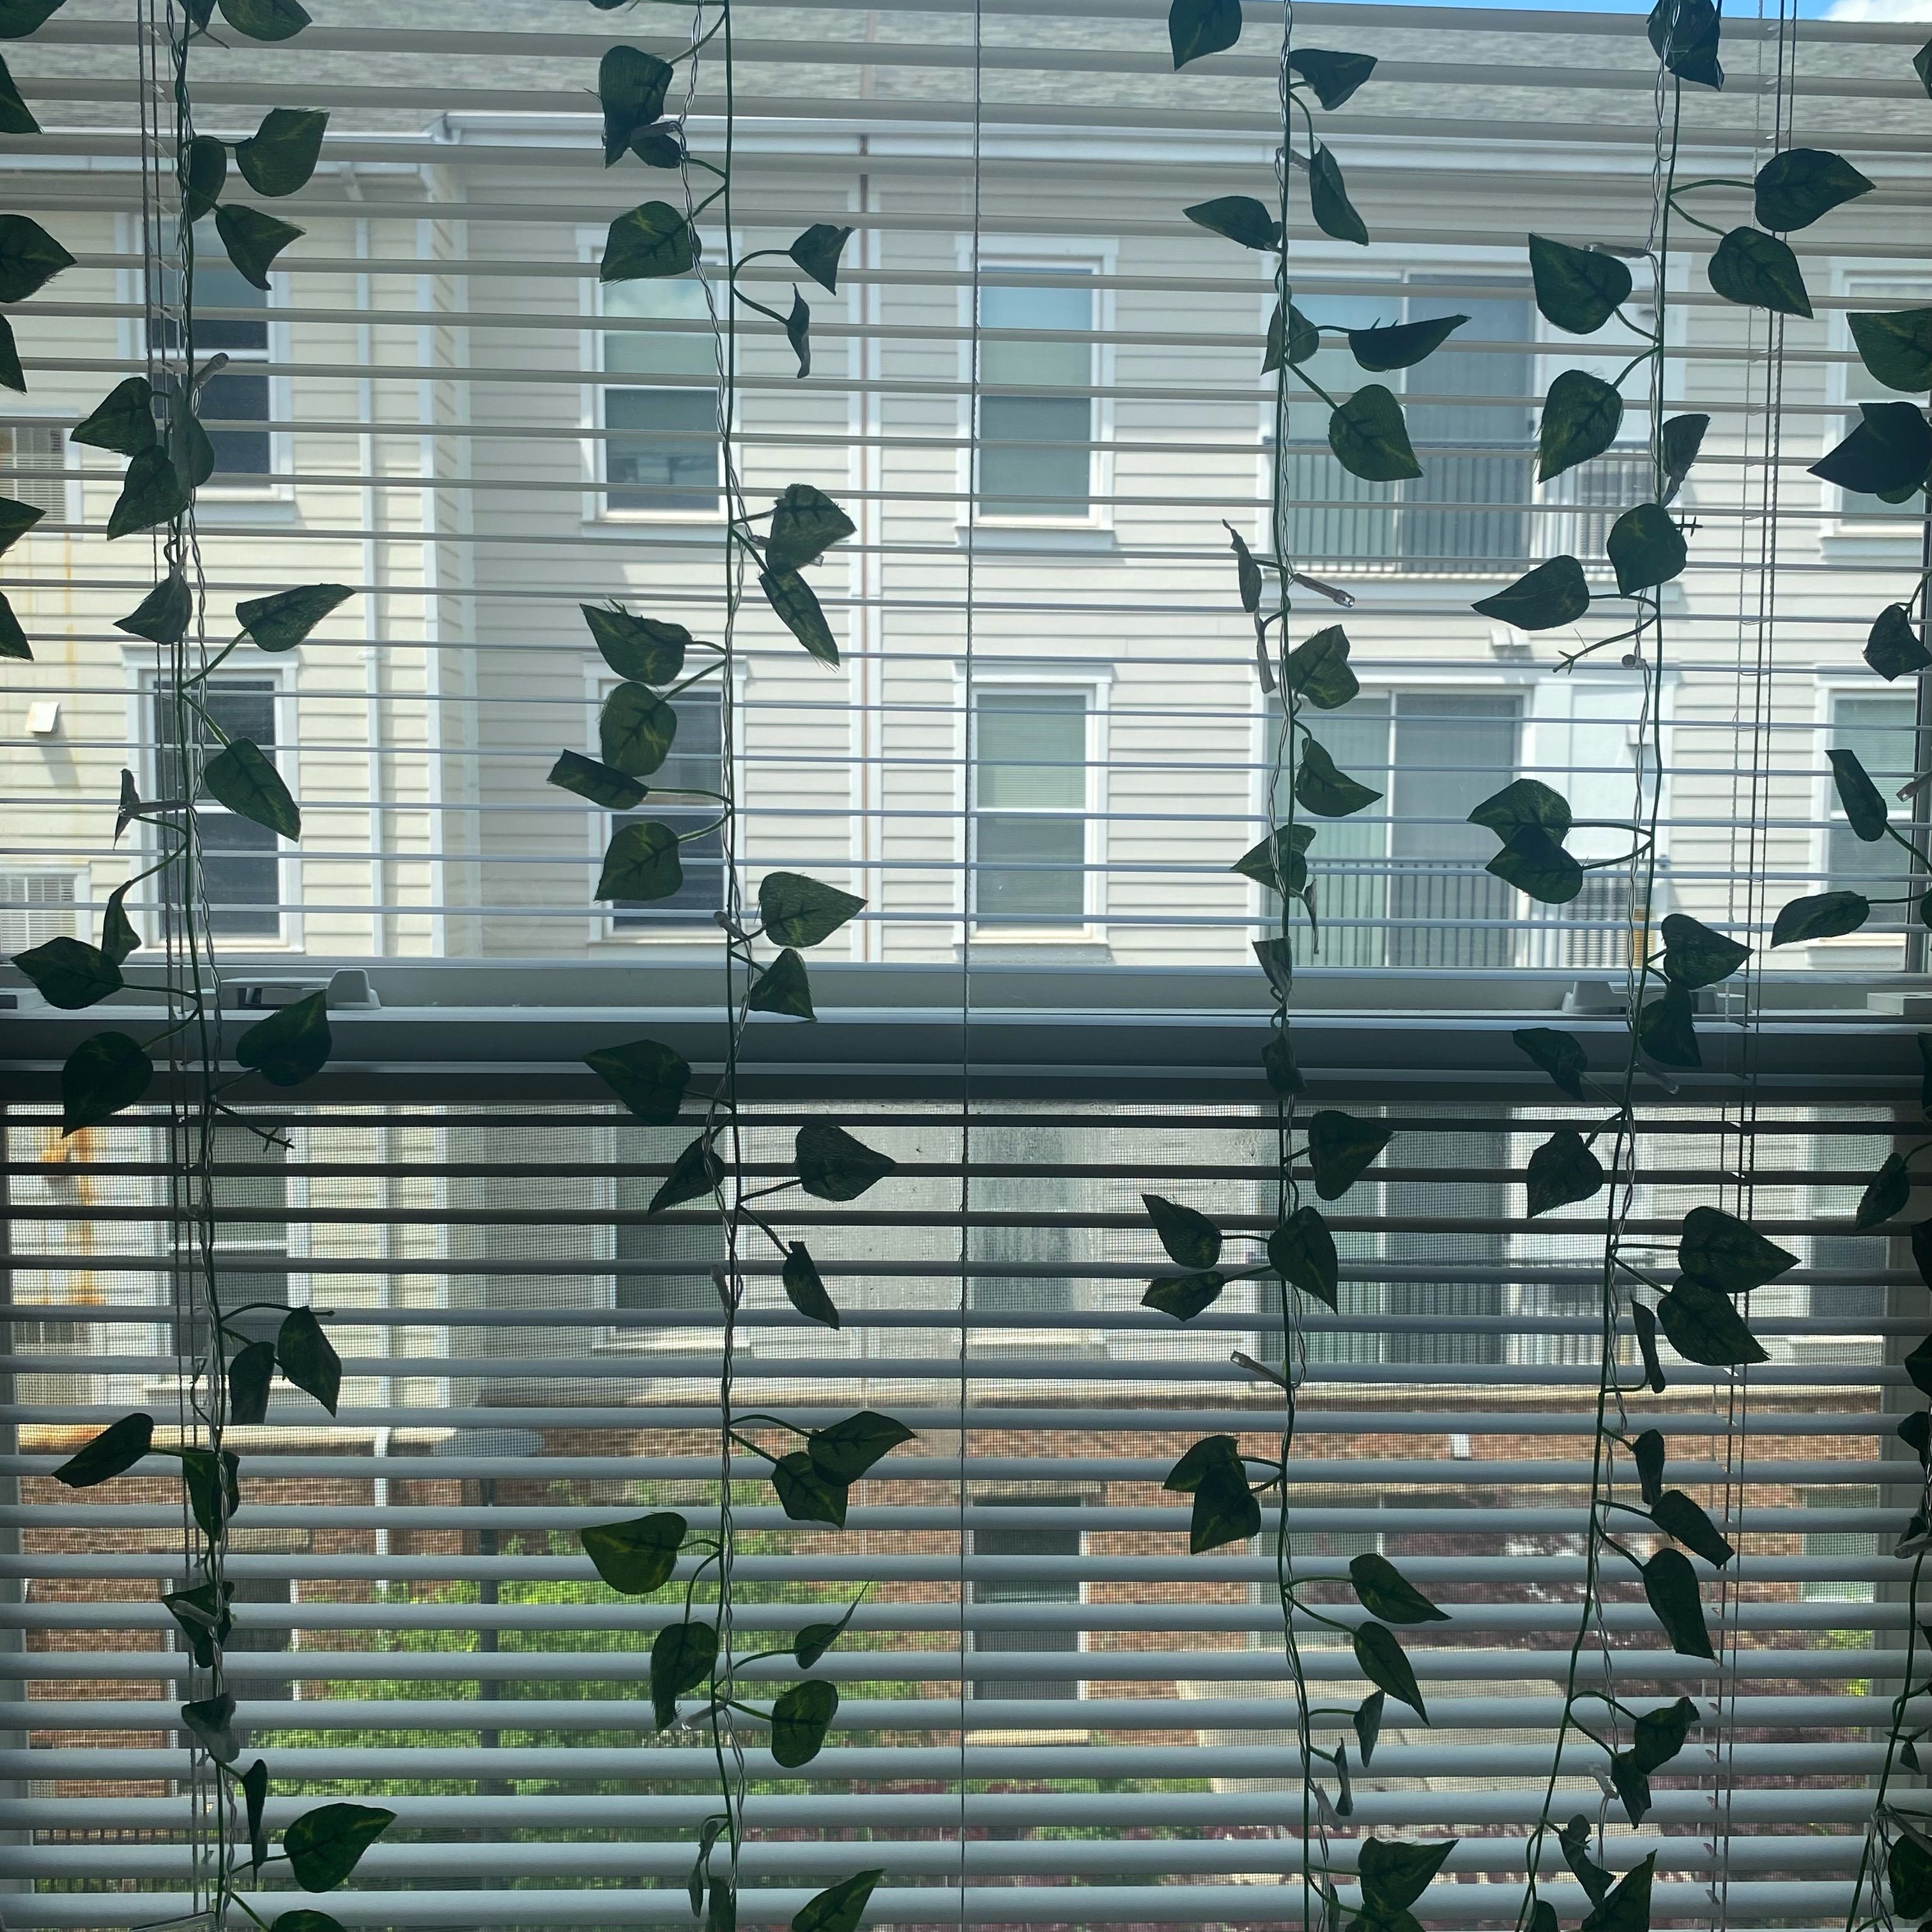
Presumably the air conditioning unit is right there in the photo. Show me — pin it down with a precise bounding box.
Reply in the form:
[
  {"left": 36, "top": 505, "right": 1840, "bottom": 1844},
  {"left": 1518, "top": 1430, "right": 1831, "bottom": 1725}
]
[{"left": 0, "top": 870, "right": 79, "bottom": 951}]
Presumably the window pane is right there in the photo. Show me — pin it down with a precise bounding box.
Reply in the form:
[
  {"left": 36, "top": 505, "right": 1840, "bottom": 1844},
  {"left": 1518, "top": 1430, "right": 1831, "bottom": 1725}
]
[
  {"left": 606, "top": 279, "right": 720, "bottom": 381},
  {"left": 1827, "top": 693, "right": 1913, "bottom": 922},
  {"left": 976, "top": 693, "right": 1085, "bottom": 809},
  {"left": 976, "top": 815, "right": 1084, "bottom": 924},
  {"left": 968, "top": 1124, "right": 1077, "bottom": 1315},
  {"left": 613, "top": 692, "right": 724, "bottom": 926},
  {"left": 615, "top": 1126, "right": 723, "bottom": 1312},
  {"left": 1287, "top": 698, "right": 1390, "bottom": 969},
  {"left": 200, "top": 366, "right": 272, "bottom": 480},
  {"left": 1282, "top": 295, "right": 1400, "bottom": 565},
  {"left": 979, "top": 275, "right": 1093, "bottom": 516},
  {"left": 973, "top": 1506, "right": 1080, "bottom": 1701},
  {"left": 155, "top": 680, "right": 277, "bottom": 801},
  {"left": 607, "top": 387, "right": 719, "bottom": 511}
]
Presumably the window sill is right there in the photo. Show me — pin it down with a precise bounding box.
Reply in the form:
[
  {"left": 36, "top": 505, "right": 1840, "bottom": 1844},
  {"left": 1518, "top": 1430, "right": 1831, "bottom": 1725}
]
[
  {"left": 958, "top": 525, "right": 1116, "bottom": 555},
  {"left": 195, "top": 493, "right": 295, "bottom": 523},
  {"left": 960, "top": 938, "right": 1112, "bottom": 965}
]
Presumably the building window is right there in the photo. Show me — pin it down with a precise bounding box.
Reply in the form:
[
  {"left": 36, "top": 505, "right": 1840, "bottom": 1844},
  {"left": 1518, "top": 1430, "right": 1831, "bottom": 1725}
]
[
  {"left": 151, "top": 678, "right": 282, "bottom": 940},
  {"left": 1282, "top": 286, "right": 1531, "bottom": 571},
  {"left": 1836, "top": 283, "right": 1920, "bottom": 523},
  {"left": 602, "top": 278, "right": 721, "bottom": 514},
  {"left": 970, "top": 690, "right": 1089, "bottom": 927},
  {"left": 978, "top": 270, "right": 1095, "bottom": 519},
  {"left": 972, "top": 1499, "right": 1082, "bottom": 1702},
  {"left": 0, "top": 422, "right": 67, "bottom": 516},
  {"left": 1825, "top": 692, "right": 1913, "bottom": 930},
  {"left": 155, "top": 223, "right": 272, "bottom": 482},
  {"left": 610, "top": 687, "right": 725, "bottom": 927},
  {"left": 967, "top": 1123, "right": 1078, "bottom": 1321},
  {"left": 1798, "top": 1485, "right": 1877, "bottom": 1604},
  {"left": 1282, "top": 692, "right": 1519, "bottom": 970}
]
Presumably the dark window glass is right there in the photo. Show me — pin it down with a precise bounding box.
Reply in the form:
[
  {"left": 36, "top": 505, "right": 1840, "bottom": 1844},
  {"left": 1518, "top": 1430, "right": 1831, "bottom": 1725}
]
[
  {"left": 615, "top": 1125, "right": 724, "bottom": 1313},
  {"left": 612, "top": 690, "right": 724, "bottom": 926},
  {"left": 979, "top": 275, "right": 1094, "bottom": 518},
  {"left": 152, "top": 680, "right": 281, "bottom": 939},
  {"left": 972, "top": 692, "right": 1087, "bottom": 926},
  {"left": 972, "top": 1503, "right": 1081, "bottom": 1701}
]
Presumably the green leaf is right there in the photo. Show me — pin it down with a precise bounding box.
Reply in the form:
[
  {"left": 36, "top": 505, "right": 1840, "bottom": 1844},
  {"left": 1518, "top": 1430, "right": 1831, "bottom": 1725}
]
[
  {"left": 1512, "top": 1026, "right": 1586, "bottom": 1100},
  {"left": 234, "top": 107, "right": 327, "bottom": 197},
  {"left": 1308, "top": 143, "right": 1368, "bottom": 246},
  {"left": 1708, "top": 227, "right": 1810, "bottom": 318},
  {"left": 1264, "top": 300, "right": 1319, "bottom": 373},
  {"left": 790, "top": 223, "right": 854, "bottom": 293},
  {"left": 581, "top": 604, "right": 690, "bottom": 684},
  {"left": 1287, "top": 48, "right": 1376, "bottom": 107},
  {"left": 1907, "top": 1333, "right": 1932, "bottom": 1399},
  {"left": 108, "top": 448, "right": 192, "bottom": 540},
  {"left": 1827, "top": 747, "right": 1890, "bottom": 844},
  {"left": 1232, "top": 822, "right": 1315, "bottom": 894},
  {"left": 1262, "top": 1029, "right": 1305, "bottom": 1098},
  {"left": 1282, "top": 625, "right": 1357, "bottom": 709},
  {"left": 237, "top": 583, "right": 351, "bottom": 653},
  {"left": 73, "top": 385, "right": 158, "bottom": 461},
  {"left": 1526, "top": 1128, "right": 1604, "bottom": 1217},
  {"left": 761, "top": 567, "right": 839, "bottom": 665},
  {"left": 62, "top": 1031, "right": 153, "bottom": 1133},
  {"left": 215, "top": 204, "right": 303, "bottom": 290},
  {"left": 1296, "top": 739, "right": 1382, "bottom": 818},
  {"left": 1659, "top": 413, "right": 1708, "bottom": 506},
  {"left": 1188, "top": 1455, "right": 1261, "bottom": 1552},
  {"left": 797, "top": 1120, "right": 896, "bottom": 1200},
  {"left": 648, "top": 1133, "right": 724, "bottom": 1216},
  {"left": 1164, "top": 1434, "right": 1243, "bottom": 1494},
  {"left": 0, "top": 586, "right": 26, "bottom": 657},
  {"left": 1772, "top": 889, "right": 1867, "bottom": 946},
  {"left": 1252, "top": 937, "right": 1294, "bottom": 999},
  {"left": 1358, "top": 1837, "right": 1455, "bottom": 1916},
  {"left": 767, "top": 483, "right": 856, "bottom": 574},
  {"left": 167, "top": 1576, "right": 234, "bottom": 1667},
  {"left": 179, "top": 1446, "right": 239, "bottom": 1541},
  {"left": 649, "top": 1619, "right": 717, "bottom": 1729},
  {"left": 748, "top": 948, "right": 815, "bottom": 1020},
  {"left": 1269, "top": 1204, "right": 1338, "bottom": 1309},
  {"left": 1892, "top": 1836, "right": 1932, "bottom": 1919},
  {"left": 238, "top": 1760, "right": 273, "bottom": 1876},
  {"left": 0, "top": 51, "right": 37, "bottom": 134},
  {"left": 276, "top": 1306, "right": 339, "bottom": 1413},
  {"left": 185, "top": 135, "right": 226, "bottom": 222},
  {"left": 1648, "top": 0, "right": 1722, "bottom": 87},
  {"left": 229, "top": 1338, "right": 275, "bottom": 1425},
  {"left": 781, "top": 1242, "right": 839, "bottom": 1327},
  {"left": 1660, "top": 912, "right": 1749, "bottom": 988},
  {"left": 236, "top": 990, "right": 330, "bottom": 1087},
  {"left": 809, "top": 1409, "right": 913, "bottom": 1485},
  {"left": 1352, "top": 1621, "right": 1427, "bottom": 1720},
  {"left": 792, "top": 1870, "right": 884, "bottom": 1932},
  {"left": 1472, "top": 556, "right": 1590, "bottom": 631},
  {"left": 1866, "top": 603, "right": 1929, "bottom": 680},
  {"left": 602, "top": 203, "right": 696, "bottom": 282},
  {"left": 1528, "top": 234, "right": 1632, "bottom": 335},
  {"left": 785, "top": 289, "right": 813, "bottom": 379},
  {"left": 280, "top": 1805, "right": 392, "bottom": 1893},
  {"left": 1328, "top": 383, "right": 1418, "bottom": 482},
  {"left": 1607, "top": 502, "right": 1687, "bottom": 596},
  {"left": 0, "top": 1, "right": 66, "bottom": 35},
  {"left": 1488, "top": 826, "right": 1584, "bottom": 905},
  {"left": 1142, "top": 1269, "right": 1225, "bottom": 1321},
  {"left": 13, "top": 935, "right": 121, "bottom": 1009},
  {"left": 597, "top": 821, "right": 683, "bottom": 903},
  {"left": 0, "top": 493, "right": 40, "bottom": 558},
  {"left": 1580, "top": 1854, "right": 1656, "bottom": 1932},
  {"left": 1848, "top": 308, "right": 1932, "bottom": 394},
  {"left": 1650, "top": 1489, "right": 1735, "bottom": 1567},
  {"left": 1227, "top": 523, "right": 1266, "bottom": 611},
  {"left": 181, "top": 1691, "right": 240, "bottom": 1765},
  {"left": 627, "top": 126, "right": 684, "bottom": 169},
  {"left": 1349, "top": 1553, "right": 1449, "bottom": 1625},
  {"left": 1169, "top": 0, "right": 1240, "bottom": 65},
  {"left": 1856, "top": 1151, "right": 1910, "bottom": 1230},
  {"left": 793, "top": 1591, "right": 864, "bottom": 1667},
  {"left": 1813, "top": 401, "right": 1931, "bottom": 498},
  {"left": 600, "top": 45, "right": 674, "bottom": 165},
  {"left": 1642, "top": 1549, "right": 1713, "bottom": 1660},
  {"left": 1537, "top": 369, "right": 1623, "bottom": 483},
  {"left": 601, "top": 681, "right": 677, "bottom": 777},
  {"left": 1346, "top": 314, "right": 1466, "bottom": 374},
  {"left": 1142, "top": 1192, "right": 1221, "bottom": 1268},
  {"left": 1679, "top": 1205, "right": 1797, "bottom": 1294},
  {"left": 204, "top": 740, "right": 300, "bottom": 840},
  {"left": 1632, "top": 1301, "right": 1666, "bottom": 1392},
  {"left": 1633, "top": 1429, "right": 1666, "bottom": 1505},
  {"left": 549, "top": 749, "right": 647, "bottom": 811},
  {"left": 1353, "top": 1690, "right": 1384, "bottom": 1765},
  {"left": 0, "top": 213, "right": 73, "bottom": 302},
  {"left": 770, "top": 1679, "right": 838, "bottom": 1768},
  {"left": 115, "top": 578, "right": 190, "bottom": 645},
  {"left": 52, "top": 1411, "right": 152, "bottom": 1486},
  {"left": 760, "top": 871, "right": 865, "bottom": 947},
  {"left": 1308, "top": 1110, "right": 1392, "bottom": 1199},
  {"left": 1559, "top": 1816, "right": 1613, "bottom": 1907},
  {"left": 585, "top": 1038, "right": 691, "bottom": 1124},
  {"left": 1917, "top": 34, "right": 1931, "bottom": 98},
  {"left": 1657, "top": 1280, "right": 1767, "bottom": 1367},
  {"left": 1469, "top": 775, "right": 1573, "bottom": 840},
  {"left": 582, "top": 1511, "right": 687, "bottom": 1594},
  {"left": 218, "top": 0, "right": 312, "bottom": 38},
  {"left": 1753, "top": 147, "right": 1871, "bottom": 232},
  {"left": 1183, "top": 195, "right": 1280, "bottom": 251},
  {"left": 772, "top": 1450, "right": 847, "bottom": 1527},
  {"left": 1636, "top": 983, "right": 1699, "bottom": 1070}
]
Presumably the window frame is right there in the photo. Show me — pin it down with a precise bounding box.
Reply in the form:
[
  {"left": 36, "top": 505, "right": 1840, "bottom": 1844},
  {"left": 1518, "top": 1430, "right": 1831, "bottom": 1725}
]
[
  {"left": 1807, "top": 677, "right": 1915, "bottom": 949},
  {"left": 130, "top": 663, "right": 298, "bottom": 953},
  {"left": 580, "top": 229, "right": 729, "bottom": 525},
  {"left": 958, "top": 668, "right": 1110, "bottom": 946},
  {"left": 957, "top": 238, "right": 1116, "bottom": 533},
  {"left": 586, "top": 664, "right": 735, "bottom": 946},
  {"left": 1827, "top": 269, "right": 1926, "bottom": 538}
]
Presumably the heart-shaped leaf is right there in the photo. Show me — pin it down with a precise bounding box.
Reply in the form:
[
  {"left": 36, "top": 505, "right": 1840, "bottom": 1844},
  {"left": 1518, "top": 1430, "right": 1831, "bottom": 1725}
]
[
  {"left": 1636, "top": 982, "right": 1699, "bottom": 1069},
  {"left": 597, "top": 821, "right": 683, "bottom": 903},
  {"left": 1232, "top": 822, "right": 1315, "bottom": 894},
  {"left": 1512, "top": 1026, "right": 1586, "bottom": 1100},
  {"left": 1142, "top": 1192, "right": 1221, "bottom": 1268},
  {"left": 781, "top": 1242, "right": 840, "bottom": 1327},
  {"left": 276, "top": 1306, "right": 340, "bottom": 1413},
  {"left": 784, "top": 289, "right": 812, "bottom": 378},
  {"left": 1352, "top": 1621, "right": 1427, "bottom": 1719},
  {"left": 1346, "top": 314, "right": 1466, "bottom": 372},
  {"left": 770, "top": 1678, "right": 838, "bottom": 1767},
  {"left": 181, "top": 1691, "right": 240, "bottom": 1764},
  {"left": 1650, "top": 1489, "right": 1734, "bottom": 1566},
  {"left": 808, "top": 1409, "right": 914, "bottom": 1485},
  {"left": 234, "top": 107, "right": 327, "bottom": 197},
  {"left": 1296, "top": 740, "right": 1382, "bottom": 817},
  {"left": 1632, "top": 1429, "right": 1666, "bottom": 1506},
  {"left": 204, "top": 739, "right": 300, "bottom": 839},
  {"left": 1169, "top": 0, "right": 1240, "bottom": 65},
  {"left": 1282, "top": 626, "right": 1357, "bottom": 709},
  {"left": 236, "top": 990, "right": 331, "bottom": 1087},
  {"left": 215, "top": 204, "right": 303, "bottom": 289},
  {"left": 1856, "top": 1151, "right": 1909, "bottom": 1230},
  {"left": 760, "top": 871, "right": 866, "bottom": 947},
  {"left": 1188, "top": 1455, "right": 1260, "bottom": 1552},
  {"left": 772, "top": 1449, "right": 847, "bottom": 1527},
  {"left": 1866, "top": 603, "right": 1928, "bottom": 680},
  {"left": 1472, "top": 556, "right": 1590, "bottom": 631},
  {"left": 1657, "top": 1280, "right": 1767, "bottom": 1366},
  {"left": 602, "top": 203, "right": 696, "bottom": 282},
  {"left": 237, "top": 583, "right": 351, "bottom": 654},
  {"left": 549, "top": 750, "right": 647, "bottom": 812},
  {"left": 1525, "top": 1128, "right": 1604, "bottom": 1217},
  {"left": 586, "top": 1037, "right": 690, "bottom": 1124},
  {"left": 53, "top": 1410, "right": 153, "bottom": 1487},
  {"left": 599, "top": 46, "right": 675, "bottom": 165},
  {"left": 1537, "top": 369, "right": 1623, "bottom": 482},
  {"left": 1848, "top": 308, "right": 1932, "bottom": 394},
  {"left": 601, "top": 681, "right": 678, "bottom": 777},
  {"left": 1607, "top": 502, "right": 1687, "bottom": 596},
  {"left": 760, "top": 567, "right": 839, "bottom": 664},
  {"left": 1660, "top": 912, "right": 1749, "bottom": 988},
  {"left": 1708, "top": 227, "right": 1811, "bottom": 318},
  {"left": 649, "top": 1620, "right": 717, "bottom": 1730},
  {"left": 1648, "top": 0, "right": 1722, "bottom": 86},
  {"left": 1487, "top": 825, "right": 1583, "bottom": 905},
  {"left": 116, "top": 572, "right": 192, "bottom": 648},
  {"left": 1812, "top": 402, "right": 1932, "bottom": 498},
  {"left": 1287, "top": 48, "right": 1376, "bottom": 107},
  {"left": 0, "top": 1, "right": 67, "bottom": 37},
  {"left": 1771, "top": 888, "right": 1867, "bottom": 946},
  {"left": 185, "top": 135, "right": 226, "bottom": 222},
  {"left": 789, "top": 223, "right": 854, "bottom": 293},
  {"left": 282, "top": 1801, "right": 392, "bottom": 1891},
  {"left": 1752, "top": 147, "right": 1871, "bottom": 232},
  {"left": 1678, "top": 1205, "right": 1797, "bottom": 1294},
  {"left": 1660, "top": 412, "right": 1708, "bottom": 505},
  {"left": 647, "top": 1133, "right": 724, "bottom": 1216},
  {"left": 1183, "top": 195, "right": 1280, "bottom": 251},
  {"left": 0, "top": 212, "right": 73, "bottom": 302},
  {"left": 581, "top": 604, "right": 691, "bottom": 683},
  {"left": 797, "top": 1121, "right": 896, "bottom": 1200},
  {"left": 1349, "top": 1553, "right": 1449, "bottom": 1625},
  {"left": 1142, "top": 1269, "right": 1225, "bottom": 1321},
  {"left": 229, "top": 1338, "right": 275, "bottom": 1427},
  {"left": 767, "top": 483, "right": 855, "bottom": 574},
  {"left": 62, "top": 1031, "right": 153, "bottom": 1133},
  {"left": 1354, "top": 1690, "right": 1384, "bottom": 1765},
  {"left": 1307, "top": 1110, "right": 1392, "bottom": 1199},
  {"left": 72, "top": 378, "right": 158, "bottom": 457},
  {"left": 1529, "top": 234, "right": 1632, "bottom": 335},
  {"left": 1328, "top": 383, "right": 1419, "bottom": 482},
  {"left": 218, "top": 0, "right": 312, "bottom": 40},
  {"left": 748, "top": 948, "right": 815, "bottom": 1020},
  {"left": 1308, "top": 144, "right": 1368, "bottom": 246},
  {"left": 1268, "top": 1204, "right": 1338, "bottom": 1308},
  {"left": 1358, "top": 1836, "right": 1455, "bottom": 1915},
  {"left": 13, "top": 935, "right": 121, "bottom": 1009},
  {"left": 1641, "top": 1549, "right": 1713, "bottom": 1659},
  {"left": 1264, "top": 300, "right": 1319, "bottom": 373},
  {"left": 792, "top": 1870, "right": 885, "bottom": 1932},
  {"left": 1828, "top": 747, "right": 1889, "bottom": 841},
  {"left": 793, "top": 1591, "right": 865, "bottom": 1667}
]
